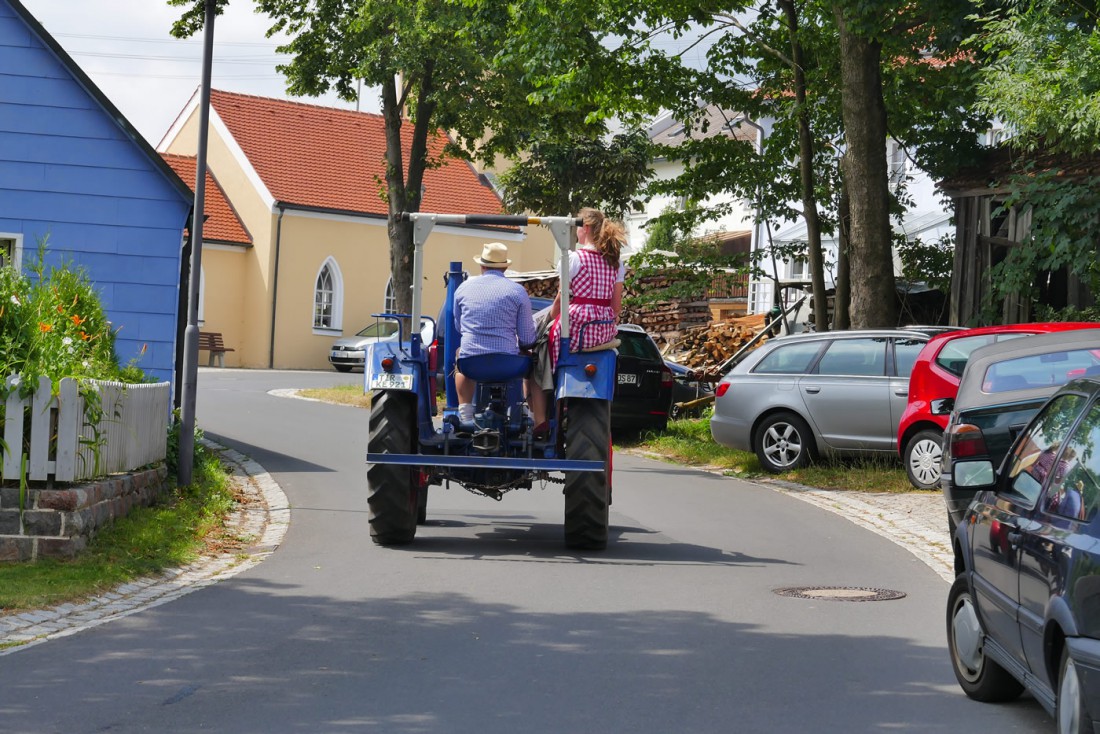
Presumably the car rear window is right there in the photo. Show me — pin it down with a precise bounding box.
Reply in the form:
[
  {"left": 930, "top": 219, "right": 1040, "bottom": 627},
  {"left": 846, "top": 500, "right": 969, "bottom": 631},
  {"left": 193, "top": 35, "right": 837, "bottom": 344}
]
[
  {"left": 982, "top": 348, "right": 1100, "bottom": 393},
  {"left": 815, "top": 338, "right": 886, "bottom": 377},
  {"left": 935, "top": 333, "right": 1033, "bottom": 377},
  {"left": 357, "top": 322, "right": 400, "bottom": 338},
  {"left": 753, "top": 341, "right": 824, "bottom": 374},
  {"left": 618, "top": 331, "right": 661, "bottom": 361}
]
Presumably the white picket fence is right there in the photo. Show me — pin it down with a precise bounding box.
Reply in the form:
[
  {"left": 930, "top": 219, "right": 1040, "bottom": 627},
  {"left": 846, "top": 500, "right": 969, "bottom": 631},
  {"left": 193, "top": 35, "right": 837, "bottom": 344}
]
[{"left": 2, "top": 375, "right": 171, "bottom": 483}]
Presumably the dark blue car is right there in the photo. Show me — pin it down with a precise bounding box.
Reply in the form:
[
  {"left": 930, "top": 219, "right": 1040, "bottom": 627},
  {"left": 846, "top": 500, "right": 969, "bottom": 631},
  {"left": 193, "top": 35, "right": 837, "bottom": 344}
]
[{"left": 947, "top": 376, "right": 1100, "bottom": 731}]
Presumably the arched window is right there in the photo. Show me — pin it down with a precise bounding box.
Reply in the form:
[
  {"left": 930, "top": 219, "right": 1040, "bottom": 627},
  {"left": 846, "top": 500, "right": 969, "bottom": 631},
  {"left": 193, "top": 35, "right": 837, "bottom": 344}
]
[
  {"left": 384, "top": 277, "right": 396, "bottom": 313},
  {"left": 313, "top": 257, "right": 344, "bottom": 331}
]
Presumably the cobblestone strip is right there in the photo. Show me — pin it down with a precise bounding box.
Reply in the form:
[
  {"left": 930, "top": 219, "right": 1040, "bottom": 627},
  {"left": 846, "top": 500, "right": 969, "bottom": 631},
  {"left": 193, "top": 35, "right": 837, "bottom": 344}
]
[{"left": 0, "top": 442, "right": 289, "bottom": 656}]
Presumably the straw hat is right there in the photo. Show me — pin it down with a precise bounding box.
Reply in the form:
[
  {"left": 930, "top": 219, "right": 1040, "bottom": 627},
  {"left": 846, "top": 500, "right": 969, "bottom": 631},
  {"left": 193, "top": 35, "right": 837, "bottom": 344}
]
[{"left": 473, "top": 242, "right": 511, "bottom": 268}]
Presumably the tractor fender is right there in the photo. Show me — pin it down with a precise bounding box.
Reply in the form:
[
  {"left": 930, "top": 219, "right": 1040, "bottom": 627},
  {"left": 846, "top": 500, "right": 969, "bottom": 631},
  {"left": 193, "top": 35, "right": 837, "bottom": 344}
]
[
  {"left": 556, "top": 349, "right": 617, "bottom": 400},
  {"left": 365, "top": 341, "right": 423, "bottom": 394}
]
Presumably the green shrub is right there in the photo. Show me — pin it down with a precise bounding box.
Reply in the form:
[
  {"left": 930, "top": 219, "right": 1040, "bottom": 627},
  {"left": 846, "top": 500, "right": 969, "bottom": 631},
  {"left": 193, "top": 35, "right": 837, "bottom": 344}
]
[{"left": 0, "top": 238, "right": 147, "bottom": 396}]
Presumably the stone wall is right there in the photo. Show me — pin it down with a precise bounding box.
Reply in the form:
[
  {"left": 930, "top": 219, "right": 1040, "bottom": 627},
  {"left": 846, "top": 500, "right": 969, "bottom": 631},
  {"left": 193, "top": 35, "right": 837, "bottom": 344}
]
[{"left": 0, "top": 466, "right": 171, "bottom": 562}]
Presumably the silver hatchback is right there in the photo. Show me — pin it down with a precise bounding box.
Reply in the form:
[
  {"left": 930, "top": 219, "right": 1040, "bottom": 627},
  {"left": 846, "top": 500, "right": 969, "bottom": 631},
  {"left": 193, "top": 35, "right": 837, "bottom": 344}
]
[{"left": 710, "top": 329, "right": 932, "bottom": 472}]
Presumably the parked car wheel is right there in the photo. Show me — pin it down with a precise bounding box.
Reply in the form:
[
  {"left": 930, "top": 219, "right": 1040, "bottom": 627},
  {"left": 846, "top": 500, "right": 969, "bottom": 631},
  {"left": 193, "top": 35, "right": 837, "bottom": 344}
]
[
  {"left": 754, "top": 412, "right": 814, "bottom": 473},
  {"left": 1058, "top": 648, "right": 1092, "bottom": 734},
  {"left": 904, "top": 428, "right": 943, "bottom": 490},
  {"left": 946, "top": 576, "right": 1024, "bottom": 702}
]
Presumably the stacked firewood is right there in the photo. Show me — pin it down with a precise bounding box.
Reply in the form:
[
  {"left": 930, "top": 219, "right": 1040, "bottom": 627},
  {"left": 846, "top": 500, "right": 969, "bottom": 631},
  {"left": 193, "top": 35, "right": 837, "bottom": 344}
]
[
  {"left": 619, "top": 299, "right": 712, "bottom": 346},
  {"left": 522, "top": 277, "right": 559, "bottom": 300},
  {"left": 663, "top": 314, "right": 769, "bottom": 377}
]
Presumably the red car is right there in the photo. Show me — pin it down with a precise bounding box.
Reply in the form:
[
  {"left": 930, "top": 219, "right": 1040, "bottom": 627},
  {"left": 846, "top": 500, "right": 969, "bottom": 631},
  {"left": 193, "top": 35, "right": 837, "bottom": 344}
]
[{"left": 897, "top": 322, "right": 1097, "bottom": 489}]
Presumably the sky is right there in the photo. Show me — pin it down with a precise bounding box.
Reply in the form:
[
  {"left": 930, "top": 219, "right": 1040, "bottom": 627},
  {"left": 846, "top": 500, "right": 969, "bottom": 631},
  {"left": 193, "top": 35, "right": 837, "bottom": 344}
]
[
  {"left": 18, "top": 1, "right": 719, "bottom": 149},
  {"left": 20, "top": 0, "right": 371, "bottom": 147}
]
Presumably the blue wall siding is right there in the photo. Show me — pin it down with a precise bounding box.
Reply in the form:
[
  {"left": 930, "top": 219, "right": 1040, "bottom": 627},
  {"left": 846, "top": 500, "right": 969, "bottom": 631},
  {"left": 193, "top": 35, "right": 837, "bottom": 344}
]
[{"left": 0, "top": 2, "right": 191, "bottom": 385}]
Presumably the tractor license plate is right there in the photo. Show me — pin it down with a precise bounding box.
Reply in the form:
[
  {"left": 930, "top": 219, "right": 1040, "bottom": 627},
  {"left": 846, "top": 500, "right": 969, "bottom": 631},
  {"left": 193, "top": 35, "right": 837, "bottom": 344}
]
[
  {"left": 370, "top": 373, "right": 413, "bottom": 390},
  {"left": 618, "top": 373, "right": 638, "bottom": 385}
]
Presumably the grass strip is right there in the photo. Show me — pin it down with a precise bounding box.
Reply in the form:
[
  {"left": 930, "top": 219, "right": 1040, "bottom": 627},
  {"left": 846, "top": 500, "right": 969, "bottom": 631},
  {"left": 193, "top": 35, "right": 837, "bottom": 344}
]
[{"left": 0, "top": 446, "right": 234, "bottom": 613}]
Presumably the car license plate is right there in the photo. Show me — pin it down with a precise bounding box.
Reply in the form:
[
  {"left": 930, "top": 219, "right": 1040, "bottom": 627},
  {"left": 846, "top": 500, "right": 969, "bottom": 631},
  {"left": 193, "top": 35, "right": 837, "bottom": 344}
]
[
  {"left": 370, "top": 373, "right": 413, "bottom": 390},
  {"left": 618, "top": 373, "right": 638, "bottom": 385},
  {"left": 330, "top": 350, "right": 343, "bottom": 359}
]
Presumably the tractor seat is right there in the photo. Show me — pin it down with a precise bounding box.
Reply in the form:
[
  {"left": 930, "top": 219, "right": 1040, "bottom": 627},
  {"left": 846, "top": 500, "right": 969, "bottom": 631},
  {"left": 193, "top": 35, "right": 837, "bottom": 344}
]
[{"left": 457, "top": 354, "right": 531, "bottom": 382}]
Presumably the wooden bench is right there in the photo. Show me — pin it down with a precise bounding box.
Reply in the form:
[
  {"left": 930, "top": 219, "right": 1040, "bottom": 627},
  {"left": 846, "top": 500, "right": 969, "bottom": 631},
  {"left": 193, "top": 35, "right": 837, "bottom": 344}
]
[{"left": 198, "top": 331, "right": 235, "bottom": 367}]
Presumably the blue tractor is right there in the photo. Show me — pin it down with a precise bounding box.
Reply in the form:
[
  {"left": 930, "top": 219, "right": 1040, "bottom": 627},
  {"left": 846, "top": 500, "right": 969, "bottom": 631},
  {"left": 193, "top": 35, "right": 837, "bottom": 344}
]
[{"left": 364, "top": 213, "right": 615, "bottom": 549}]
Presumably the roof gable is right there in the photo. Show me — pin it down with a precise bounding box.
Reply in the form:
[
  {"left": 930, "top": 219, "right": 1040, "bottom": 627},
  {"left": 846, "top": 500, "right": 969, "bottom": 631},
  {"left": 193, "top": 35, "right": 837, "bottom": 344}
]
[
  {"left": 161, "top": 153, "right": 251, "bottom": 246},
  {"left": 208, "top": 89, "right": 504, "bottom": 217}
]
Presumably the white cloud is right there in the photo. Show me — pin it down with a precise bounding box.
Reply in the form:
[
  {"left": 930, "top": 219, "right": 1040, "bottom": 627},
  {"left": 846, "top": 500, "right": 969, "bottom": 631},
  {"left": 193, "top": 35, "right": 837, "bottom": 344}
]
[{"left": 19, "top": 0, "right": 378, "bottom": 145}]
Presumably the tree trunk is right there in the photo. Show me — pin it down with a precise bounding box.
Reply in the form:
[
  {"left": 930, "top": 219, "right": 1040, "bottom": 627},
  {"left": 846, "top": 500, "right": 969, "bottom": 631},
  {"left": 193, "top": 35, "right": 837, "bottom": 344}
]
[
  {"left": 835, "top": 9, "right": 896, "bottom": 329},
  {"left": 382, "top": 63, "right": 437, "bottom": 317},
  {"left": 382, "top": 75, "right": 413, "bottom": 316},
  {"left": 779, "top": 0, "right": 830, "bottom": 332},
  {"left": 834, "top": 185, "right": 851, "bottom": 330}
]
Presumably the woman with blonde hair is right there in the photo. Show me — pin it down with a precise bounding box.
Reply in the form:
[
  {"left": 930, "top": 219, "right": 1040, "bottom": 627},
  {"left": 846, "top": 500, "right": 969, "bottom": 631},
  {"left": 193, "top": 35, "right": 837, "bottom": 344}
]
[{"left": 547, "top": 207, "right": 626, "bottom": 369}]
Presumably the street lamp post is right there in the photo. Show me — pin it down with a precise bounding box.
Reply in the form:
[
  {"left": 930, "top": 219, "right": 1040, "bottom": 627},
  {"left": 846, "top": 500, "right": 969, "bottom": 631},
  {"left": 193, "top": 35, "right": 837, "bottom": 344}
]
[{"left": 178, "top": 0, "right": 216, "bottom": 486}]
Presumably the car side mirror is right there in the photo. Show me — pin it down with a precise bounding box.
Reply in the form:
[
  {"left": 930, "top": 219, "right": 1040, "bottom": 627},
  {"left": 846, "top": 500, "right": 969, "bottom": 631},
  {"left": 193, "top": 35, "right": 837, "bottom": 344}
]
[
  {"left": 953, "top": 460, "right": 996, "bottom": 488},
  {"left": 931, "top": 397, "right": 954, "bottom": 416}
]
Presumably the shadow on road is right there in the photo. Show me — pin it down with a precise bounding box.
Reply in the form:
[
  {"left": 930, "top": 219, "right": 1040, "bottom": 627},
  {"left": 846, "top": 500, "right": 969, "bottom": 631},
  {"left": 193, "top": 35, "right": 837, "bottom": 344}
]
[{"left": 0, "top": 578, "right": 1050, "bottom": 733}]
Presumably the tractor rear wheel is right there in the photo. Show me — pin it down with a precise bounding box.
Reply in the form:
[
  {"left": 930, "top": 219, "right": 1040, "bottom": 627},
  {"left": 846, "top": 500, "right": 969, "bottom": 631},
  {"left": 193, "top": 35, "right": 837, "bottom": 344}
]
[
  {"left": 563, "top": 398, "right": 610, "bottom": 550},
  {"left": 367, "top": 390, "right": 418, "bottom": 545}
]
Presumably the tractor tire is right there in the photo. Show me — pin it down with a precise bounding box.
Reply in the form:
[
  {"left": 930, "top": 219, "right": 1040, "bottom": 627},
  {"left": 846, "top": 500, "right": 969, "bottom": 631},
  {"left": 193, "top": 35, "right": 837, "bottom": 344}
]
[
  {"left": 367, "top": 390, "right": 418, "bottom": 545},
  {"left": 563, "top": 398, "right": 611, "bottom": 550},
  {"left": 417, "top": 484, "right": 428, "bottom": 525}
]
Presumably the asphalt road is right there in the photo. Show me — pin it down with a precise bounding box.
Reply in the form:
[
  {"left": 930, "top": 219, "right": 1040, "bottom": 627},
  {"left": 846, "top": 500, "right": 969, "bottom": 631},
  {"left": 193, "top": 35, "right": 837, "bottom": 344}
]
[{"left": 0, "top": 369, "right": 1050, "bottom": 733}]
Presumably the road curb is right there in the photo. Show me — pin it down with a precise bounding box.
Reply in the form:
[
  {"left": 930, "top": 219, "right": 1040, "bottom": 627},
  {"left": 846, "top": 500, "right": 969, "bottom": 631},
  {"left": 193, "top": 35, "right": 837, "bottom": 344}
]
[{"left": 0, "top": 441, "right": 290, "bottom": 655}]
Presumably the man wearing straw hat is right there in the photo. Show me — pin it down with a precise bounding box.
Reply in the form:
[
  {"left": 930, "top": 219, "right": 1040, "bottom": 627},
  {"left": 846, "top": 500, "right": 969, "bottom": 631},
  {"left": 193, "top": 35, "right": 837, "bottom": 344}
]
[{"left": 453, "top": 242, "right": 548, "bottom": 435}]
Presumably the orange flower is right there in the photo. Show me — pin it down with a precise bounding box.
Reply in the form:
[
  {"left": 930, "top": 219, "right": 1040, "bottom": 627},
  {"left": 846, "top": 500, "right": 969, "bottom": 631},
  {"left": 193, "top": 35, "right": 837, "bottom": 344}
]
[
  {"left": 39, "top": 322, "right": 52, "bottom": 332},
  {"left": 140, "top": 343, "right": 148, "bottom": 355},
  {"left": 71, "top": 314, "right": 85, "bottom": 326},
  {"left": 79, "top": 330, "right": 90, "bottom": 341},
  {"left": 56, "top": 304, "right": 64, "bottom": 314}
]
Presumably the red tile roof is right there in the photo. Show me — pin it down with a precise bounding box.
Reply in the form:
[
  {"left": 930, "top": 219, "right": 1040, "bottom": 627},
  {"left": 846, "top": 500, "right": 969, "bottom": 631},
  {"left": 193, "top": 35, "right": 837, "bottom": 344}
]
[
  {"left": 209, "top": 89, "right": 506, "bottom": 217},
  {"left": 160, "top": 153, "right": 252, "bottom": 246}
]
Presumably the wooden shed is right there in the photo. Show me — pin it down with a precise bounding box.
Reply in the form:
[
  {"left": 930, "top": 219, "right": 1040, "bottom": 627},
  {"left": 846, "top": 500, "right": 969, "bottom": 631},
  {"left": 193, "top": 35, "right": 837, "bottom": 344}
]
[{"left": 944, "top": 147, "right": 1100, "bottom": 326}]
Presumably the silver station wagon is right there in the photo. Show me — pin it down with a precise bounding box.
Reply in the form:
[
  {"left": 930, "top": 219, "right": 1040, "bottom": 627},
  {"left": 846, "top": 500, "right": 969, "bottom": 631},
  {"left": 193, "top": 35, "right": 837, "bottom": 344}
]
[{"left": 710, "top": 329, "right": 934, "bottom": 472}]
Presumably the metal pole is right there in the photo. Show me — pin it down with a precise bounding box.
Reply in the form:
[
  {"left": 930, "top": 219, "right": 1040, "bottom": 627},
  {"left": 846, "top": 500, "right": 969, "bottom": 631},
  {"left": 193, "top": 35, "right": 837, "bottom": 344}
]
[{"left": 178, "top": 0, "right": 216, "bottom": 487}]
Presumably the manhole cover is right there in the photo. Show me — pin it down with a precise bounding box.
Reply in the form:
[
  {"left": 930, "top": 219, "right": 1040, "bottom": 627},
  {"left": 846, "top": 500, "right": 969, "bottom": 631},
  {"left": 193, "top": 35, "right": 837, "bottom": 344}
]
[{"left": 773, "top": 586, "right": 906, "bottom": 602}]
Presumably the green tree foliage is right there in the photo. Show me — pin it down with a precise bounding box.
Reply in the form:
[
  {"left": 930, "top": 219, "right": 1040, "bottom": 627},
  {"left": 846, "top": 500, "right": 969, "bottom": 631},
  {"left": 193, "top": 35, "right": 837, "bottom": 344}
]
[
  {"left": 983, "top": 168, "right": 1100, "bottom": 321},
  {"left": 965, "top": 1, "right": 1100, "bottom": 318},
  {"left": 168, "top": 0, "right": 591, "bottom": 315},
  {"left": 497, "top": 128, "right": 654, "bottom": 217},
  {"left": 498, "top": 0, "right": 985, "bottom": 327},
  {"left": 973, "top": 0, "right": 1100, "bottom": 155}
]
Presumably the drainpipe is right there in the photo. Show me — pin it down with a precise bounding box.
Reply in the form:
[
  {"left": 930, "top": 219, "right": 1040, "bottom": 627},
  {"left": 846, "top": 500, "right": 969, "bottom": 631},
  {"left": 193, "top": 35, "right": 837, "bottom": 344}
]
[
  {"left": 269, "top": 204, "right": 285, "bottom": 369},
  {"left": 736, "top": 115, "right": 770, "bottom": 313}
]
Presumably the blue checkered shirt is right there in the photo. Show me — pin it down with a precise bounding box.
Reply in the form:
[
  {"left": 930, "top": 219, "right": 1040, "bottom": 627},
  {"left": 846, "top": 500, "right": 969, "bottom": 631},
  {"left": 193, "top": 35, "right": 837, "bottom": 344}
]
[{"left": 454, "top": 270, "right": 537, "bottom": 357}]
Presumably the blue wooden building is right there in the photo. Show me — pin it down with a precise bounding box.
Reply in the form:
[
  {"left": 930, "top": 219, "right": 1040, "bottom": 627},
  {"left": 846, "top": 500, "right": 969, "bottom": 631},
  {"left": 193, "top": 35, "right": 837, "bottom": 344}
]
[{"left": 0, "top": 0, "right": 193, "bottom": 386}]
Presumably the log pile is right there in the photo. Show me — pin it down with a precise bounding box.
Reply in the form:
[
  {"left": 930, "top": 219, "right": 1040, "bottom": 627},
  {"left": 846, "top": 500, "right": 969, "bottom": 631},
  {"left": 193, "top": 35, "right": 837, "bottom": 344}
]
[
  {"left": 518, "top": 270, "right": 764, "bottom": 376},
  {"left": 619, "top": 300, "right": 712, "bottom": 346},
  {"left": 663, "top": 314, "right": 769, "bottom": 377},
  {"left": 521, "top": 277, "right": 558, "bottom": 300}
]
